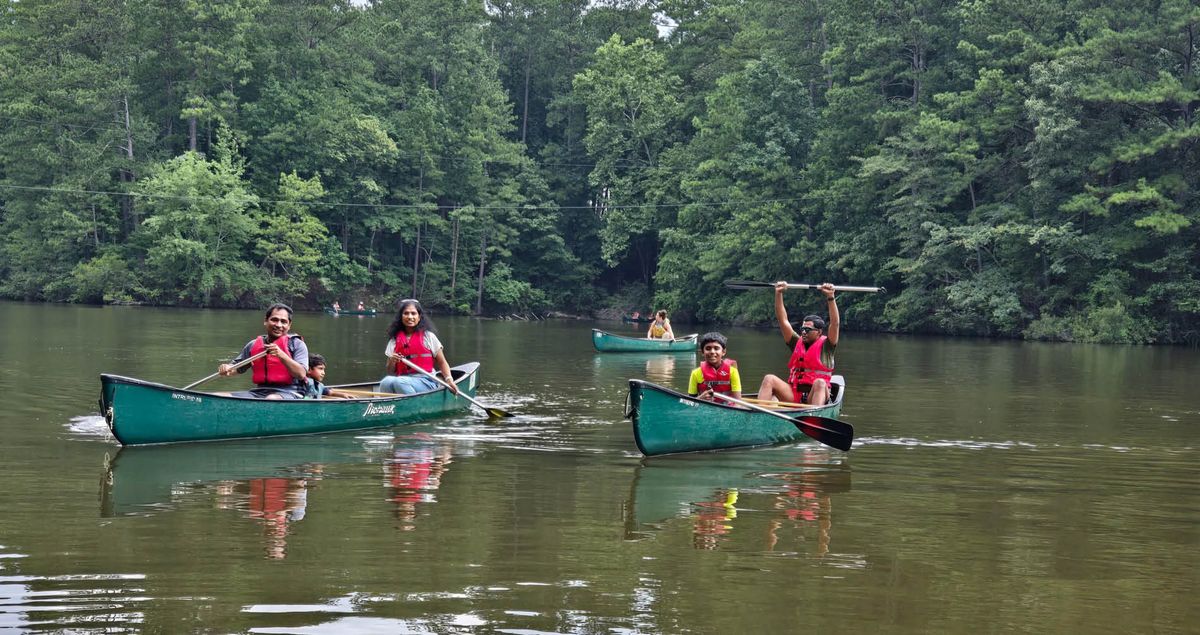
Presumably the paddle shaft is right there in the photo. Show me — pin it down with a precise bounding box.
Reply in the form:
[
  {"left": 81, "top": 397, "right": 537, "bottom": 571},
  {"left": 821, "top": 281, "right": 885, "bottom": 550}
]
[
  {"left": 394, "top": 356, "right": 513, "bottom": 418},
  {"left": 724, "top": 280, "right": 883, "bottom": 293},
  {"left": 181, "top": 350, "right": 268, "bottom": 391},
  {"left": 713, "top": 393, "right": 854, "bottom": 452}
]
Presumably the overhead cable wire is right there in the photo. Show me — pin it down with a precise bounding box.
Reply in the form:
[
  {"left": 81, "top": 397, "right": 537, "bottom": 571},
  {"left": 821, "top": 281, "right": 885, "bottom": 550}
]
[{"left": 0, "top": 182, "right": 805, "bottom": 211}]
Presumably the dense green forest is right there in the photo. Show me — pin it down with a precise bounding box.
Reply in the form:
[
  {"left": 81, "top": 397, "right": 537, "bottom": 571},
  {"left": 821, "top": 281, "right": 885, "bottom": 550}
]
[{"left": 1, "top": 0, "right": 1198, "bottom": 344}]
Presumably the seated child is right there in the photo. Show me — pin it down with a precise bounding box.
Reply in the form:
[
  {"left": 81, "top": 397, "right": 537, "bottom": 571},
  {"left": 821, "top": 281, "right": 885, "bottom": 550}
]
[
  {"left": 305, "top": 354, "right": 355, "bottom": 399},
  {"left": 688, "top": 332, "right": 741, "bottom": 401}
]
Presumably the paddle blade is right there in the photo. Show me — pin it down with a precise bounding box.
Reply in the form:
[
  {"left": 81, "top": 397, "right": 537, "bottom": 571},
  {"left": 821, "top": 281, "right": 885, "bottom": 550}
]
[
  {"left": 723, "top": 279, "right": 773, "bottom": 290},
  {"left": 486, "top": 406, "right": 514, "bottom": 419},
  {"left": 793, "top": 415, "right": 854, "bottom": 451}
]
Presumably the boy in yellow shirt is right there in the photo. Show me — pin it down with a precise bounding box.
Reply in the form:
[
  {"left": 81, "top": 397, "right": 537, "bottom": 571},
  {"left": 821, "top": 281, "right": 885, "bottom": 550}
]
[{"left": 687, "top": 332, "right": 742, "bottom": 400}]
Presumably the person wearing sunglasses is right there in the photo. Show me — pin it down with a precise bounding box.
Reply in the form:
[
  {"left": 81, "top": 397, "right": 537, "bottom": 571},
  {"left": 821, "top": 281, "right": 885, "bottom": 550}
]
[
  {"left": 218, "top": 303, "right": 310, "bottom": 399},
  {"left": 755, "top": 281, "right": 838, "bottom": 405}
]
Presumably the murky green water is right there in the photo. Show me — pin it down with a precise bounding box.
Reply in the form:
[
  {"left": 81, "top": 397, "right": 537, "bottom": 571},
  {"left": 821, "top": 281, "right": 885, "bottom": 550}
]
[{"left": 0, "top": 301, "right": 1196, "bottom": 633}]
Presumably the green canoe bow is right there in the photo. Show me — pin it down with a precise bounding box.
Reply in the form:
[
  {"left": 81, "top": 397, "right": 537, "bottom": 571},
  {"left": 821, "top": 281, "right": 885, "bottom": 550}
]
[
  {"left": 592, "top": 329, "right": 698, "bottom": 352},
  {"left": 626, "top": 376, "right": 845, "bottom": 456},
  {"left": 101, "top": 362, "right": 481, "bottom": 446}
]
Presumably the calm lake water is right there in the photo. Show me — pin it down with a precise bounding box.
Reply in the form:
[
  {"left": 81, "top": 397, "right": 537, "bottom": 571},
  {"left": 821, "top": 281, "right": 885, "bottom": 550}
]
[{"left": 0, "top": 301, "right": 1196, "bottom": 633}]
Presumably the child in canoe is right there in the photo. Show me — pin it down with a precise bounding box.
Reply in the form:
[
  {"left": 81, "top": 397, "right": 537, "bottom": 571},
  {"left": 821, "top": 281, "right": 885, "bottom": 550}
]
[
  {"left": 304, "top": 354, "right": 356, "bottom": 399},
  {"left": 688, "top": 332, "right": 741, "bottom": 401}
]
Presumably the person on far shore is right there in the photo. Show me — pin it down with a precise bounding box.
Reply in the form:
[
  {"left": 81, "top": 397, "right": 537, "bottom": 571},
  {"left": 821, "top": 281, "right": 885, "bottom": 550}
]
[
  {"left": 688, "top": 332, "right": 741, "bottom": 401},
  {"left": 218, "top": 303, "right": 309, "bottom": 399},
  {"left": 647, "top": 309, "right": 675, "bottom": 340},
  {"left": 757, "top": 281, "right": 838, "bottom": 405},
  {"left": 380, "top": 299, "right": 458, "bottom": 395}
]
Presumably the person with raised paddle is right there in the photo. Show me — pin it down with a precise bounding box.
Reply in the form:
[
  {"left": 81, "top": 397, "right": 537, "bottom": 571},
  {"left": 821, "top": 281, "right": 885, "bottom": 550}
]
[
  {"left": 688, "top": 332, "right": 742, "bottom": 401},
  {"left": 757, "top": 281, "right": 839, "bottom": 406},
  {"left": 646, "top": 309, "right": 675, "bottom": 340},
  {"left": 217, "top": 303, "right": 310, "bottom": 399},
  {"left": 380, "top": 299, "right": 458, "bottom": 396}
]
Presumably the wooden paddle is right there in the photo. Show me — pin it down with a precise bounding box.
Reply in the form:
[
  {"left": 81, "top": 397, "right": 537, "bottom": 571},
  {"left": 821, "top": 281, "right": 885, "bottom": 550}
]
[
  {"left": 181, "top": 350, "right": 268, "bottom": 391},
  {"left": 337, "top": 388, "right": 401, "bottom": 398},
  {"left": 713, "top": 393, "right": 854, "bottom": 452},
  {"left": 742, "top": 396, "right": 820, "bottom": 409},
  {"left": 724, "top": 280, "right": 884, "bottom": 293},
  {"left": 394, "top": 356, "right": 513, "bottom": 419}
]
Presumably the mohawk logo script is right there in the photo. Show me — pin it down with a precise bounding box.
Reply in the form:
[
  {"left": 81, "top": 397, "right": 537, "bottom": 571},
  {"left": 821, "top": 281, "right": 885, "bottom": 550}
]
[{"left": 362, "top": 402, "right": 397, "bottom": 417}]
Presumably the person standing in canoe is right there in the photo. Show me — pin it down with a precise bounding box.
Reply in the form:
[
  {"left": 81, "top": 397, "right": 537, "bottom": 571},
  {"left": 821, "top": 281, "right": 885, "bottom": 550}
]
[
  {"left": 757, "top": 281, "right": 838, "bottom": 405},
  {"left": 646, "top": 309, "right": 675, "bottom": 339},
  {"left": 688, "top": 332, "right": 741, "bottom": 401},
  {"left": 218, "top": 303, "right": 309, "bottom": 399},
  {"left": 380, "top": 299, "right": 459, "bottom": 395}
]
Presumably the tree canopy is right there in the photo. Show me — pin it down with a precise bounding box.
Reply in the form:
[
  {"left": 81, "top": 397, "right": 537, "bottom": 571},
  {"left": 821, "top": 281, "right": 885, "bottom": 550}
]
[{"left": 1, "top": 0, "right": 1196, "bottom": 344}]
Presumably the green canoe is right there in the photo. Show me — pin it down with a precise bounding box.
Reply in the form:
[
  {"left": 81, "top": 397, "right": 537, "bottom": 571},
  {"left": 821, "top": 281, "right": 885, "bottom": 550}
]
[
  {"left": 100, "top": 362, "right": 480, "bottom": 446},
  {"left": 592, "top": 329, "right": 698, "bottom": 352},
  {"left": 325, "top": 307, "right": 377, "bottom": 316},
  {"left": 626, "top": 376, "right": 845, "bottom": 456}
]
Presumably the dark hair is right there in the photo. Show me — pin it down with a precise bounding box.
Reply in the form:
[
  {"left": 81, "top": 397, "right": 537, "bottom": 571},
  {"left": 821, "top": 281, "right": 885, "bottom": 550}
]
[
  {"left": 265, "top": 303, "right": 293, "bottom": 319},
  {"left": 309, "top": 354, "right": 326, "bottom": 369},
  {"left": 801, "top": 314, "right": 826, "bottom": 330},
  {"left": 699, "top": 332, "right": 727, "bottom": 350},
  {"left": 656, "top": 309, "right": 668, "bottom": 319},
  {"left": 386, "top": 298, "right": 438, "bottom": 339}
]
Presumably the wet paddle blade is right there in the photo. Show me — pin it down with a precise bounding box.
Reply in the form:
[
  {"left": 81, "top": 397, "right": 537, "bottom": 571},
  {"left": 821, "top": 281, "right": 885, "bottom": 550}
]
[{"left": 793, "top": 415, "right": 854, "bottom": 451}]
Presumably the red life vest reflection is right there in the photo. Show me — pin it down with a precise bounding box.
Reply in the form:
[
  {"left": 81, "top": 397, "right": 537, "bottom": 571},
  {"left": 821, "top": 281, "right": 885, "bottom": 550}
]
[
  {"left": 233, "top": 476, "right": 313, "bottom": 560},
  {"left": 384, "top": 444, "right": 452, "bottom": 531}
]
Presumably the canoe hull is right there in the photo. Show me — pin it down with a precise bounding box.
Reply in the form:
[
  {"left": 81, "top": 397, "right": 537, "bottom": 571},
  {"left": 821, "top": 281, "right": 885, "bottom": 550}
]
[
  {"left": 325, "top": 308, "right": 376, "bottom": 316},
  {"left": 101, "top": 363, "right": 480, "bottom": 446},
  {"left": 592, "top": 329, "right": 697, "bottom": 352},
  {"left": 628, "top": 377, "right": 844, "bottom": 456}
]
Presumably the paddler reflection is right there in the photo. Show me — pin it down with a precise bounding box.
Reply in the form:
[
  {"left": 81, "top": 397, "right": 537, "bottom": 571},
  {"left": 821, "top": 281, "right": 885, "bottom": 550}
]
[{"left": 384, "top": 442, "right": 453, "bottom": 531}]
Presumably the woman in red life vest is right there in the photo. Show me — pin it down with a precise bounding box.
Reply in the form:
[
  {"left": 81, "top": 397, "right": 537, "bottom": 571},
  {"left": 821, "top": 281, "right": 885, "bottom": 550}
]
[
  {"left": 379, "top": 299, "right": 459, "bottom": 395},
  {"left": 217, "top": 303, "right": 309, "bottom": 399},
  {"left": 756, "top": 281, "right": 839, "bottom": 405},
  {"left": 688, "top": 332, "right": 742, "bottom": 400}
]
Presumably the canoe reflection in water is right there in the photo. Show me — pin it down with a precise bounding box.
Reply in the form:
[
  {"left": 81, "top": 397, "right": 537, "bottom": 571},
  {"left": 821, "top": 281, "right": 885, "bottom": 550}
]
[
  {"left": 384, "top": 436, "right": 453, "bottom": 531},
  {"left": 624, "top": 447, "right": 851, "bottom": 554}
]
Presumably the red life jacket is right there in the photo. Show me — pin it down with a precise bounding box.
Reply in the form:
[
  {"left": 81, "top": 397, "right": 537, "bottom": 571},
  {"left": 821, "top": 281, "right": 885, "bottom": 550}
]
[
  {"left": 393, "top": 330, "right": 435, "bottom": 375},
  {"left": 699, "top": 359, "right": 737, "bottom": 394},
  {"left": 788, "top": 335, "right": 833, "bottom": 393},
  {"left": 250, "top": 334, "right": 298, "bottom": 386}
]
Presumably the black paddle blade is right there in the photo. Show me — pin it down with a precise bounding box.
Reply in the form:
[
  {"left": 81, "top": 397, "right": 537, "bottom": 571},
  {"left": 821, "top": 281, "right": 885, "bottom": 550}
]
[
  {"left": 793, "top": 415, "right": 854, "bottom": 451},
  {"left": 486, "top": 407, "right": 515, "bottom": 419},
  {"left": 723, "top": 279, "right": 773, "bottom": 290}
]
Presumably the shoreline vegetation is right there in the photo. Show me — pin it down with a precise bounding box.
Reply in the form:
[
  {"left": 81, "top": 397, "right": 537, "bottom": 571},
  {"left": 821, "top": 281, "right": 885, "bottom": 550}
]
[{"left": 1, "top": 1, "right": 1196, "bottom": 345}]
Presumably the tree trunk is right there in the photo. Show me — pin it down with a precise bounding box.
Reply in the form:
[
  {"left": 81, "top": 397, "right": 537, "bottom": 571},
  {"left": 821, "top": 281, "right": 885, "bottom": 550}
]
[
  {"left": 119, "top": 93, "right": 137, "bottom": 237},
  {"left": 450, "top": 215, "right": 459, "bottom": 306},
  {"left": 411, "top": 221, "right": 422, "bottom": 297},
  {"left": 521, "top": 49, "right": 531, "bottom": 144},
  {"left": 475, "top": 232, "right": 487, "bottom": 315}
]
